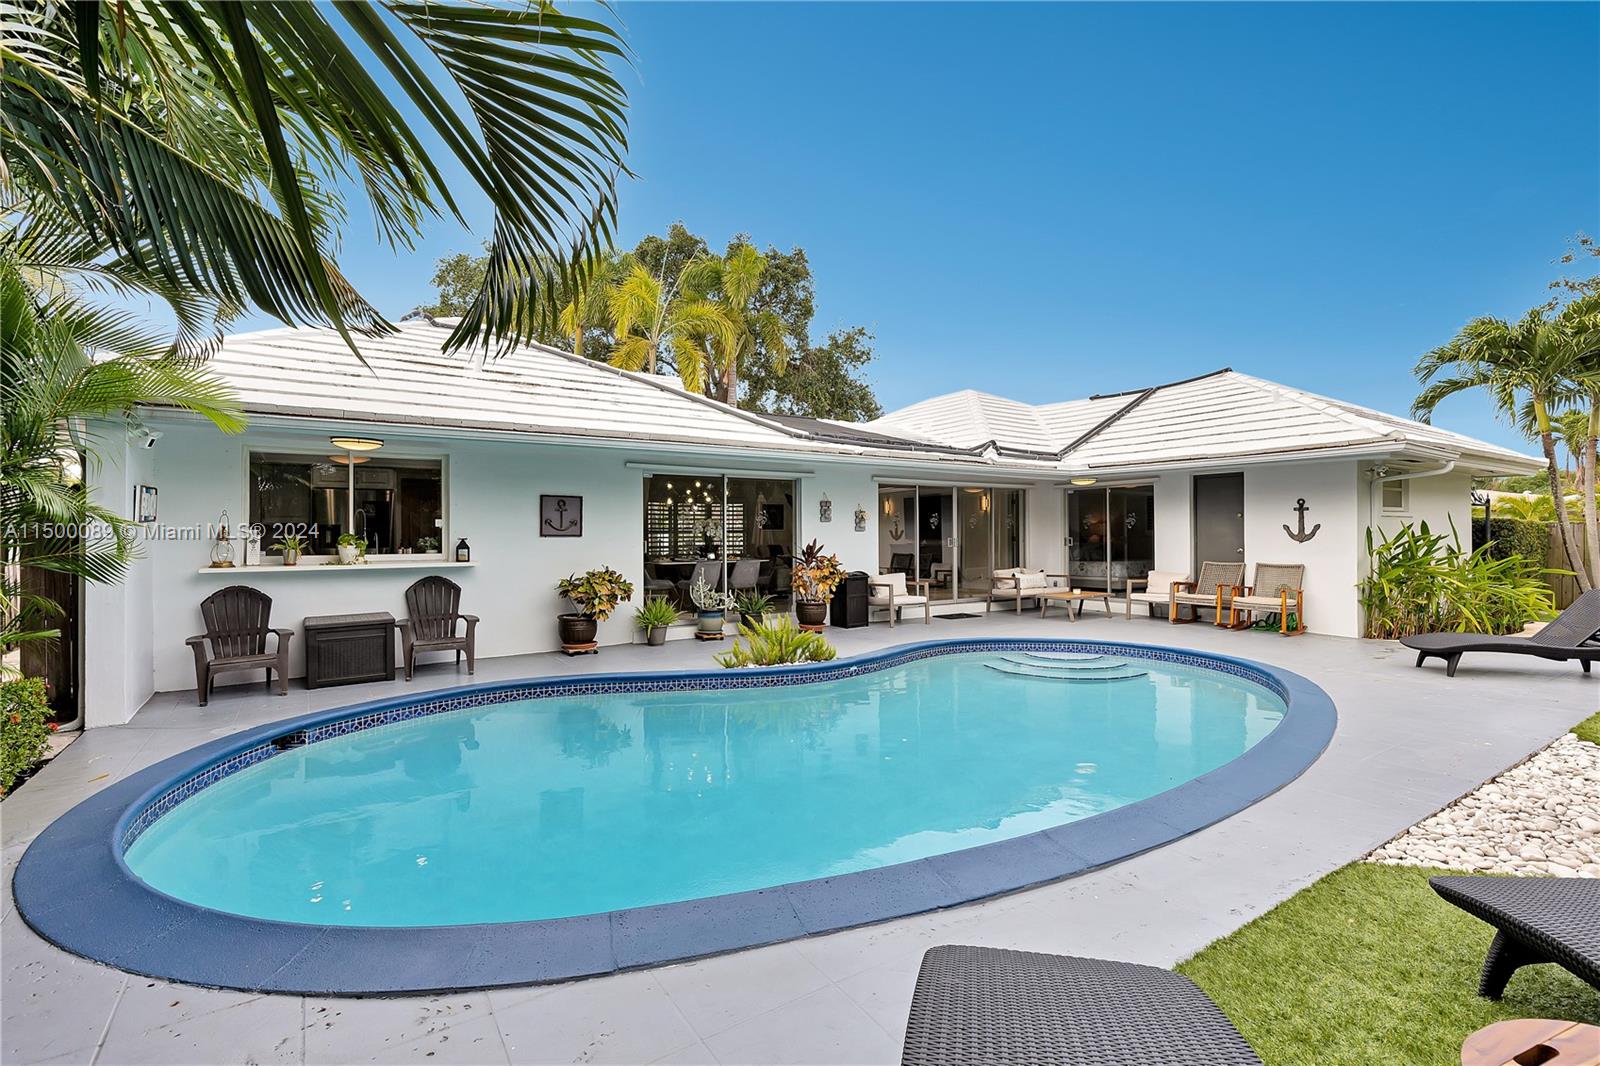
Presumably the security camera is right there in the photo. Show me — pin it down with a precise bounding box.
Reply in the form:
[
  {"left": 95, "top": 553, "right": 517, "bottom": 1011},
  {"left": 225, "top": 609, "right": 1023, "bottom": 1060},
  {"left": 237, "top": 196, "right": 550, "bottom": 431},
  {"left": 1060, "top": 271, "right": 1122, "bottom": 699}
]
[{"left": 136, "top": 429, "right": 163, "bottom": 449}]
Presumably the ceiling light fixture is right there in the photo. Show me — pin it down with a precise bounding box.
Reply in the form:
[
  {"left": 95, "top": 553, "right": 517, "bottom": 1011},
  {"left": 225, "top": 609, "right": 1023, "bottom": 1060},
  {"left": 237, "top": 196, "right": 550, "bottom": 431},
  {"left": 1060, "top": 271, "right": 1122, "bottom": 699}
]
[{"left": 329, "top": 436, "right": 384, "bottom": 452}]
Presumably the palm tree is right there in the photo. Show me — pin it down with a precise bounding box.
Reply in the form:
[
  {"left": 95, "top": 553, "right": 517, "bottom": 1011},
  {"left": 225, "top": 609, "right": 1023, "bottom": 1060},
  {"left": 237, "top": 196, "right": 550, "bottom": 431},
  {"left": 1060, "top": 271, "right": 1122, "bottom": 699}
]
[
  {"left": 1, "top": 2, "right": 629, "bottom": 354},
  {"left": 1562, "top": 292, "right": 1600, "bottom": 584},
  {"left": 701, "top": 244, "right": 792, "bottom": 405},
  {"left": 1, "top": 257, "right": 245, "bottom": 660},
  {"left": 606, "top": 259, "right": 735, "bottom": 393},
  {"left": 1413, "top": 306, "right": 1592, "bottom": 591},
  {"left": 558, "top": 252, "right": 629, "bottom": 360}
]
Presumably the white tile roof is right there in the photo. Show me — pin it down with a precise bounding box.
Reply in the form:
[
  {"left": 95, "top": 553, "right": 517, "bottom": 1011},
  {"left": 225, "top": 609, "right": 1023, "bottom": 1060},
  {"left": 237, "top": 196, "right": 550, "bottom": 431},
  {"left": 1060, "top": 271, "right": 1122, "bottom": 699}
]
[{"left": 871, "top": 370, "right": 1542, "bottom": 474}]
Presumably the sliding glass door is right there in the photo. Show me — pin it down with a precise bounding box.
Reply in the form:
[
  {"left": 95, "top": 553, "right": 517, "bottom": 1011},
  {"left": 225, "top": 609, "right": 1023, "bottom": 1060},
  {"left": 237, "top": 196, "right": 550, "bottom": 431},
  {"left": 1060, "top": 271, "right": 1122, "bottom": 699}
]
[
  {"left": 642, "top": 475, "right": 796, "bottom": 611},
  {"left": 877, "top": 484, "right": 1026, "bottom": 603},
  {"left": 1065, "top": 485, "right": 1155, "bottom": 596}
]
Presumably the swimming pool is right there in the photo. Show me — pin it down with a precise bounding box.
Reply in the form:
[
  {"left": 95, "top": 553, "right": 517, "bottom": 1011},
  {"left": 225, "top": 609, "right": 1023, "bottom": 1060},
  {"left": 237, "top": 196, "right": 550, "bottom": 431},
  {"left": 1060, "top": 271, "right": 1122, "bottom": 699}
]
[{"left": 15, "top": 639, "right": 1335, "bottom": 994}]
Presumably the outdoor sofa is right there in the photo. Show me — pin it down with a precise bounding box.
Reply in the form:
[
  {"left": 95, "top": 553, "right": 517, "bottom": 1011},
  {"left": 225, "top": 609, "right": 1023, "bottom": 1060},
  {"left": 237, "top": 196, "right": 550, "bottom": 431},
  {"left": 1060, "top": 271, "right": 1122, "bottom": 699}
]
[
  {"left": 902, "top": 944, "right": 1261, "bottom": 1065},
  {"left": 1401, "top": 590, "right": 1600, "bottom": 677},
  {"left": 1429, "top": 875, "right": 1600, "bottom": 998},
  {"left": 986, "top": 567, "right": 1053, "bottom": 613}
]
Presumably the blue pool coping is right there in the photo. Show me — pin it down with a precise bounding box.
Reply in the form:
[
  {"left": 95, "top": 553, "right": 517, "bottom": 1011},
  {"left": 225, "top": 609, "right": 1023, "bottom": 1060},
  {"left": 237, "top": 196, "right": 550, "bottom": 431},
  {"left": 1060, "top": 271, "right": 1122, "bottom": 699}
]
[{"left": 13, "top": 638, "right": 1336, "bottom": 996}]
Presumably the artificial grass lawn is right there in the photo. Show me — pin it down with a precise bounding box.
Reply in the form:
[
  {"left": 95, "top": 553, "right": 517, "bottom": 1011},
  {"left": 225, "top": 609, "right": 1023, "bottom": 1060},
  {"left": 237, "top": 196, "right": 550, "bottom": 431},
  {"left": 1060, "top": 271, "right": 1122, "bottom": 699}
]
[
  {"left": 1572, "top": 709, "right": 1600, "bottom": 746},
  {"left": 1177, "top": 863, "right": 1599, "bottom": 1066}
]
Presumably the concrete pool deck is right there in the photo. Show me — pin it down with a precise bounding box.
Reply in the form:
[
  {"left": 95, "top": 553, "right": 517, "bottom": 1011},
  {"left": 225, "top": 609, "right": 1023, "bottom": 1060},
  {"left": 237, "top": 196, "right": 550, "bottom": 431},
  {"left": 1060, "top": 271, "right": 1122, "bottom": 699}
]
[{"left": 4, "top": 610, "right": 1593, "bottom": 1064}]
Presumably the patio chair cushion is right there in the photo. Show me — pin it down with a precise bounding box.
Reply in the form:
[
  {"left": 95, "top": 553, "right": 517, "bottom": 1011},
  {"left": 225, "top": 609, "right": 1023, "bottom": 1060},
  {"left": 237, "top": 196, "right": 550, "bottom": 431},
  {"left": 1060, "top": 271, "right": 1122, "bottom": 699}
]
[
  {"left": 1231, "top": 594, "right": 1294, "bottom": 611},
  {"left": 1129, "top": 570, "right": 1185, "bottom": 604},
  {"left": 870, "top": 573, "right": 927, "bottom": 608}
]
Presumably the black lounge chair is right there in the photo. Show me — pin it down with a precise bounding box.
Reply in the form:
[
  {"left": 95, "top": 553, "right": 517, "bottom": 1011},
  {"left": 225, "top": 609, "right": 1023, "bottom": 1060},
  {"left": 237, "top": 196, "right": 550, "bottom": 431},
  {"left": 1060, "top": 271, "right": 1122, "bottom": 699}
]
[
  {"left": 1430, "top": 875, "right": 1600, "bottom": 998},
  {"left": 1401, "top": 590, "right": 1600, "bottom": 677},
  {"left": 902, "top": 945, "right": 1262, "bottom": 1066}
]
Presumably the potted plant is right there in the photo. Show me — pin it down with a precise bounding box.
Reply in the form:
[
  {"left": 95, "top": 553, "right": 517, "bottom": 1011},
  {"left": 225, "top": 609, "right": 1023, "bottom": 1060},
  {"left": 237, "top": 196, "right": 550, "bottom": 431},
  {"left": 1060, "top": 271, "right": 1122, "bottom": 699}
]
[
  {"left": 336, "top": 533, "right": 367, "bottom": 564},
  {"left": 271, "top": 532, "right": 306, "bottom": 566},
  {"left": 634, "top": 597, "right": 680, "bottom": 646},
  {"left": 416, "top": 535, "right": 441, "bottom": 554},
  {"left": 689, "top": 572, "right": 734, "bottom": 637},
  {"left": 791, "top": 539, "right": 845, "bottom": 627},
  {"left": 555, "top": 566, "right": 635, "bottom": 651},
  {"left": 733, "top": 590, "right": 774, "bottom": 629}
]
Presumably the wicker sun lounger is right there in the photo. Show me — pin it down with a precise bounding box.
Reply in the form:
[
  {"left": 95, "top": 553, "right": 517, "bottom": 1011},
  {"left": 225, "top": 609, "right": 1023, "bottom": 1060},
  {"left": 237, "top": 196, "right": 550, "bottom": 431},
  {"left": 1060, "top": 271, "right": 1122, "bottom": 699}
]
[
  {"left": 1401, "top": 590, "right": 1600, "bottom": 677},
  {"left": 1430, "top": 875, "right": 1600, "bottom": 998},
  {"left": 902, "top": 945, "right": 1262, "bottom": 1066}
]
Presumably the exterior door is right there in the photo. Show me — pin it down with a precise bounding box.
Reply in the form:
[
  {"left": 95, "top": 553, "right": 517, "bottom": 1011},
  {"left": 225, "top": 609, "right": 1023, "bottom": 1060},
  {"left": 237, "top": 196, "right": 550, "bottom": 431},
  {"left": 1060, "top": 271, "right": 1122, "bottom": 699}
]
[{"left": 1193, "top": 473, "right": 1245, "bottom": 570}]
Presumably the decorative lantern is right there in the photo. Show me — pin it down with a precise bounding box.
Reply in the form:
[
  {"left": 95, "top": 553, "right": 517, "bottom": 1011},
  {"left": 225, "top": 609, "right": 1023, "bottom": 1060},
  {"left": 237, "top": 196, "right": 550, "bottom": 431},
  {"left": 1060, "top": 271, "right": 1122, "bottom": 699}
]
[
  {"left": 209, "top": 509, "right": 236, "bottom": 568},
  {"left": 853, "top": 505, "right": 867, "bottom": 532}
]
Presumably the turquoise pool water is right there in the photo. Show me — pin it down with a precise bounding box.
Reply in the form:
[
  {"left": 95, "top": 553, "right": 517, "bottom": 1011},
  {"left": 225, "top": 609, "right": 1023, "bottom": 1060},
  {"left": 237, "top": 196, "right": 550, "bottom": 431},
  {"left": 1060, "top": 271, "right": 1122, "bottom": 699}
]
[{"left": 125, "top": 651, "right": 1285, "bottom": 926}]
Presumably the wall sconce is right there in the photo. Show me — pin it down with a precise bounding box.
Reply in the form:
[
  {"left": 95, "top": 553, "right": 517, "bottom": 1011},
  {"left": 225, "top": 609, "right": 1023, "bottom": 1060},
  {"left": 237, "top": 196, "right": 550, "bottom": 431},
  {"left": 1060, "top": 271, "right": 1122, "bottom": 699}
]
[{"left": 818, "top": 493, "right": 832, "bottom": 522}]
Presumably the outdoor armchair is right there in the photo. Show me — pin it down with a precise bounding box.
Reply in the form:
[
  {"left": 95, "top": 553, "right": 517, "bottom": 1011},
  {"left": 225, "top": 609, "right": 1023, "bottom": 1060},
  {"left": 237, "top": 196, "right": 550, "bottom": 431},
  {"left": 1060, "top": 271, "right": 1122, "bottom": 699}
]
[
  {"left": 1227, "top": 563, "right": 1306, "bottom": 635},
  {"left": 1169, "top": 561, "right": 1246, "bottom": 625},
  {"left": 186, "top": 585, "right": 292, "bottom": 706},
  {"left": 398, "top": 576, "right": 478, "bottom": 681},
  {"left": 1126, "top": 570, "right": 1185, "bottom": 619},
  {"left": 869, "top": 572, "right": 931, "bottom": 626}
]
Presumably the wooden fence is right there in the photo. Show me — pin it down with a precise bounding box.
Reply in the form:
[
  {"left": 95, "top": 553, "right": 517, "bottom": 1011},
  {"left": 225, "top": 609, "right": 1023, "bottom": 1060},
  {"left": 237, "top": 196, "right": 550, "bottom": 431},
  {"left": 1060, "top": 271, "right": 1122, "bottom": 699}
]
[{"left": 1547, "top": 521, "right": 1593, "bottom": 609}]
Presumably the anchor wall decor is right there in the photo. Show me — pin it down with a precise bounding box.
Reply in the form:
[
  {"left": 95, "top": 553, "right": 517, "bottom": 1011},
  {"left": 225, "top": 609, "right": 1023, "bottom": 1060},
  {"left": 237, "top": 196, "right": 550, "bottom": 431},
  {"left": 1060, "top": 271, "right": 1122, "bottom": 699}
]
[
  {"left": 1283, "top": 498, "right": 1320, "bottom": 543},
  {"left": 539, "top": 495, "right": 583, "bottom": 537}
]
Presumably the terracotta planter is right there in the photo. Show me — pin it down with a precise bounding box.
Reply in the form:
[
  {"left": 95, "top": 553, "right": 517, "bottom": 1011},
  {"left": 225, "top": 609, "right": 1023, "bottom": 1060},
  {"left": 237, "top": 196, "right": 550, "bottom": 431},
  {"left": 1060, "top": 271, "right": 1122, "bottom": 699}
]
[
  {"left": 558, "top": 613, "right": 597, "bottom": 648},
  {"left": 795, "top": 600, "right": 828, "bottom": 627},
  {"left": 696, "top": 610, "right": 725, "bottom": 636},
  {"left": 646, "top": 625, "right": 667, "bottom": 647}
]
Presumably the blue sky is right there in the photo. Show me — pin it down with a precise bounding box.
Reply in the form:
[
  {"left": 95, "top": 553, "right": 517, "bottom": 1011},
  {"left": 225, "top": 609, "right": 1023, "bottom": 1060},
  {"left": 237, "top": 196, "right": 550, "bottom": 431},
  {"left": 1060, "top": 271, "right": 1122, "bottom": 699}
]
[{"left": 269, "top": 2, "right": 1597, "bottom": 452}]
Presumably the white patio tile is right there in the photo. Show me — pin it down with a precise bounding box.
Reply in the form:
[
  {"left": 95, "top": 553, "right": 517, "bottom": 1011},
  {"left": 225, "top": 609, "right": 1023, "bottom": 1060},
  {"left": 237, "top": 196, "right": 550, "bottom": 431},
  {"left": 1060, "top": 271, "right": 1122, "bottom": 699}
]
[
  {"left": 94, "top": 986, "right": 302, "bottom": 1065},
  {"left": 304, "top": 992, "right": 493, "bottom": 1064},
  {"left": 653, "top": 942, "right": 831, "bottom": 1039},
  {"left": 493, "top": 971, "right": 698, "bottom": 1065},
  {"left": 1, "top": 910, "right": 127, "bottom": 1065},
  {"left": 366, "top": 1012, "right": 509, "bottom": 1066},
  {"left": 701, "top": 986, "right": 899, "bottom": 1066}
]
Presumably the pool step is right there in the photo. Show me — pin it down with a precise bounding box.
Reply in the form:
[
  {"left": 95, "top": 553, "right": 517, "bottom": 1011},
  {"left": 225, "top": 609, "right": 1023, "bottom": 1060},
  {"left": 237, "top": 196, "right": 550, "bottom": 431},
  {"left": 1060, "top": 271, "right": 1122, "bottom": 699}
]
[
  {"left": 1012, "top": 652, "right": 1108, "bottom": 664},
  {"left": 985, "top": 661, "right": 1149, "bottom": 682},
  {"left": 999, "top": 655, "right": 1135, "bottom": 673}
]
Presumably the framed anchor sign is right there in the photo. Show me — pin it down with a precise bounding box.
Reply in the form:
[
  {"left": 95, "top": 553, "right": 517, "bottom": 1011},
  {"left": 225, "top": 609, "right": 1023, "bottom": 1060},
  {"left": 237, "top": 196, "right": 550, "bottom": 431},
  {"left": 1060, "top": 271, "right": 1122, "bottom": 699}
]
[
  {"left": 1283, "top": 498, "right": 1320, "bottom": 543},
  {"left": 540, "top": 495, "right": 583, "bottom": 537}
]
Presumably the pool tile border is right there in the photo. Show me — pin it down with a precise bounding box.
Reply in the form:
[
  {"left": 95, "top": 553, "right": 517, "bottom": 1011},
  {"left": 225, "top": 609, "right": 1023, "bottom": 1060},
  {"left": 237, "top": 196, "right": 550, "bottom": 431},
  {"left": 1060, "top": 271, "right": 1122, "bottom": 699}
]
[{"left": 14, "top": 638, "right": 1333, "bottom": 996}]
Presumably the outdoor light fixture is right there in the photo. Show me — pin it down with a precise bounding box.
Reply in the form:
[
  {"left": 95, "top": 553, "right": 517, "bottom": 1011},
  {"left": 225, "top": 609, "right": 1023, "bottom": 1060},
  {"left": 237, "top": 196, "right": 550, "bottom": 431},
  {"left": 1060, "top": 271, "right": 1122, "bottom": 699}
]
[
  {"left": 1071, "top": 477, "right": 1098, "bottom": 486},
  {"left": 328, "top": 454, "right": 370, "bottom": 465},
  {"left": 329, "top": 436, "right": 384, "bottom": 452}
]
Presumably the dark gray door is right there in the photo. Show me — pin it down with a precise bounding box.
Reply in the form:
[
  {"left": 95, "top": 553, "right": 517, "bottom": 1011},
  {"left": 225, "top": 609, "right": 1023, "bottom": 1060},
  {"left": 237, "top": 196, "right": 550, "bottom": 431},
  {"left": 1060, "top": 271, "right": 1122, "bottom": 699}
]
[{"left": 1193, "top": 473, "right": 1244, "bottom": 569}]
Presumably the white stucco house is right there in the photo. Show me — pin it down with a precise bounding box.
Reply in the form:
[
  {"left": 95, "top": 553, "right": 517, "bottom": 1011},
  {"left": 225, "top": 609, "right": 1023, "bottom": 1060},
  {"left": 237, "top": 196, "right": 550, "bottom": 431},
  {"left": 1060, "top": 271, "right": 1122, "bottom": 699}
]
[{"left": 82, "top": 318, "right": 1542, "bottom": 727}]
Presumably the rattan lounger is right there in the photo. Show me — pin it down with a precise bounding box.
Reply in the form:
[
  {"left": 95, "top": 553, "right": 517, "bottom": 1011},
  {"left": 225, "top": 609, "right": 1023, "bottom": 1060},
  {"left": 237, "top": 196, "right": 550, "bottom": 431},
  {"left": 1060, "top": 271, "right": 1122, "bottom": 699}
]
[
  {"left": 901, "top": 945, "right": 1262, "bottom": 1066},
  {"left": 1400, "top": 590, "right": 1600, "bottom": 677},
  {"left": 1430, "top": 875, "right": 1600, "bottom": 998}
]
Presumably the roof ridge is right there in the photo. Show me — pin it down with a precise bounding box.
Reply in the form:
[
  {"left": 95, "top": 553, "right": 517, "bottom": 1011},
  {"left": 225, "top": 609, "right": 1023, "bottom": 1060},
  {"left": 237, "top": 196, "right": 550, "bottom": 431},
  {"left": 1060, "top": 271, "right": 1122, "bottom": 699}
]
[
  {"left": 1055, "top": 387, "right": 1157, "bottom": 460},
  {"left": 1224, "top": 371, "right": 1399, "bottom": 440}
]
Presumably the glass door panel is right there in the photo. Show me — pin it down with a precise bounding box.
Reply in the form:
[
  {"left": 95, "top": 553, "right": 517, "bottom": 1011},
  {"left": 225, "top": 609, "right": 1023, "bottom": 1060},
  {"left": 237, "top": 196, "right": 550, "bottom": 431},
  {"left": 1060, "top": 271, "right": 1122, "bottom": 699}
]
[
  {"left": 727, "top": 477, "right": 796, "bottom": 607},
  {"left": 993, "top": 489, "right": 1025, "bottom": 572},
  {"left": 957, "top": 488, "right": 993, "bottom": 598},
  {"left": 879, "top": 486, "right": 917, "bottom": 582},
  {"left": 918, "top": 487, "right": 955, "bottom": 601},
  {"left": 1066, "top": 489, "right": 1110, "bottom": 592},
  {"left": 1109, "top": 485, "right": 1155, "bottom": 600}
]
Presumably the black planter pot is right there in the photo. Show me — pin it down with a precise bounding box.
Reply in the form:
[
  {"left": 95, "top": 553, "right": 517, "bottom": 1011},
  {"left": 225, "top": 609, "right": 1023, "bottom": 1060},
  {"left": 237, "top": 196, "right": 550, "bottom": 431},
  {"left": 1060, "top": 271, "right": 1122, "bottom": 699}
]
[
  {"left": 646, "top": 626, "right": 667, "bottom": 647},
  {"left": 558, "top": 613, "right": 597, "bottom": 647},
  {"left": 795, "top": 600, "right": 828, "bottom": 627}
]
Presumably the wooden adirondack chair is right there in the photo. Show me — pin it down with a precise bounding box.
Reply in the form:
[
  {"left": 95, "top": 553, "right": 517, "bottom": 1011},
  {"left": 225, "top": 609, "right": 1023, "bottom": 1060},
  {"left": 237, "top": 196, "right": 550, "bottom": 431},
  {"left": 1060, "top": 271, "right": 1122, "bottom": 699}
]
[
  {"left": 186, "top": 586, "right": 293, "bottom": 706},
  {"left": 398, "top": 576, "right": 478, "bottom": 681}
]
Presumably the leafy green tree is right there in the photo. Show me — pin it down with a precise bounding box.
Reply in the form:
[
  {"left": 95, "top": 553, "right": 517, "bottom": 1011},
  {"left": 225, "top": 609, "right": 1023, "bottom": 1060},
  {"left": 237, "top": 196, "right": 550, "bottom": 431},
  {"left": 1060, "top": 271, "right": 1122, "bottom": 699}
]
[
  {"left": 607, "top": 258, "right": 734, "bottom": 392},
  {"left": 1414, "top": 305, "right": 1591, "bottom": 590},
  {"left": 699, "top": 243, "right": 791, "bottom": 404},
  {"left": 559, "top": 251, "right": 629, "bottom": 360},
  {"left": 2, "top": 1, "right": 630, "bottom": 353},
  {"left": 422, "top": 253, "right": 489, "bottom": 317},
  {"left": 744, "top": 327, "right": 883, "bottom": 421}
]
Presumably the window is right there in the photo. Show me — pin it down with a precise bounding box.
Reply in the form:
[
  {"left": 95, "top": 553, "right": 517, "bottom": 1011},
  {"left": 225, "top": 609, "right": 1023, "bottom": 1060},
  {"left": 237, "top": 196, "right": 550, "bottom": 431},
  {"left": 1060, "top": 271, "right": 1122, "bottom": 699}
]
[
  {"left": 1381, "top": 479, "right": 1408, "bottom": 513},
  {"left": 249, "top": 451, "right": 444, "bottom": 556},
  {"left": 642, "top": 475, "right": 795, "bottom": 609}
]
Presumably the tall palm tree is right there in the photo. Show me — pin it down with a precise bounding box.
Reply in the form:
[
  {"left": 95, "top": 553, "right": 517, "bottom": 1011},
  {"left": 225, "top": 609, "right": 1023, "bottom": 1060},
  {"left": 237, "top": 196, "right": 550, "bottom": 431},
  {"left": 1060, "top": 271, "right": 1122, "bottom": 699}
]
[
  {"left": 558, "top": 251, "right": 628, "bottom": 359},
  {"left": 701, "top": 244, "right": 791, "bottom": 406},
  {"left": 606, "top": 258, "right": 735, "bottom": 393},
  {"left": 1, "top": 1, "right": 629, "bottom": 354},
  {"left": 1562, "top": 292, "right": 1600, "bottom": 583},
  {"left": 1413, "top": 306, "right": 1592, "bottom": 590},
  {"left": 1, "top": 256, "right": 244, "bottom": 660}
]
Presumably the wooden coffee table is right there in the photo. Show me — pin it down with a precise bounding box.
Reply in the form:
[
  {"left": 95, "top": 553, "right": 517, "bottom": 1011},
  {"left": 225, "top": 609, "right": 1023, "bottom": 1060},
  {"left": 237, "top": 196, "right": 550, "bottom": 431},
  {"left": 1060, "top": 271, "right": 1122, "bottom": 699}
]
[
  {"left": 1038, "top": 588, "right": 1113, "bottom": 621},
  {"left": 1461, "top": 1019, "right": 1600, "bottom": 1066}
]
